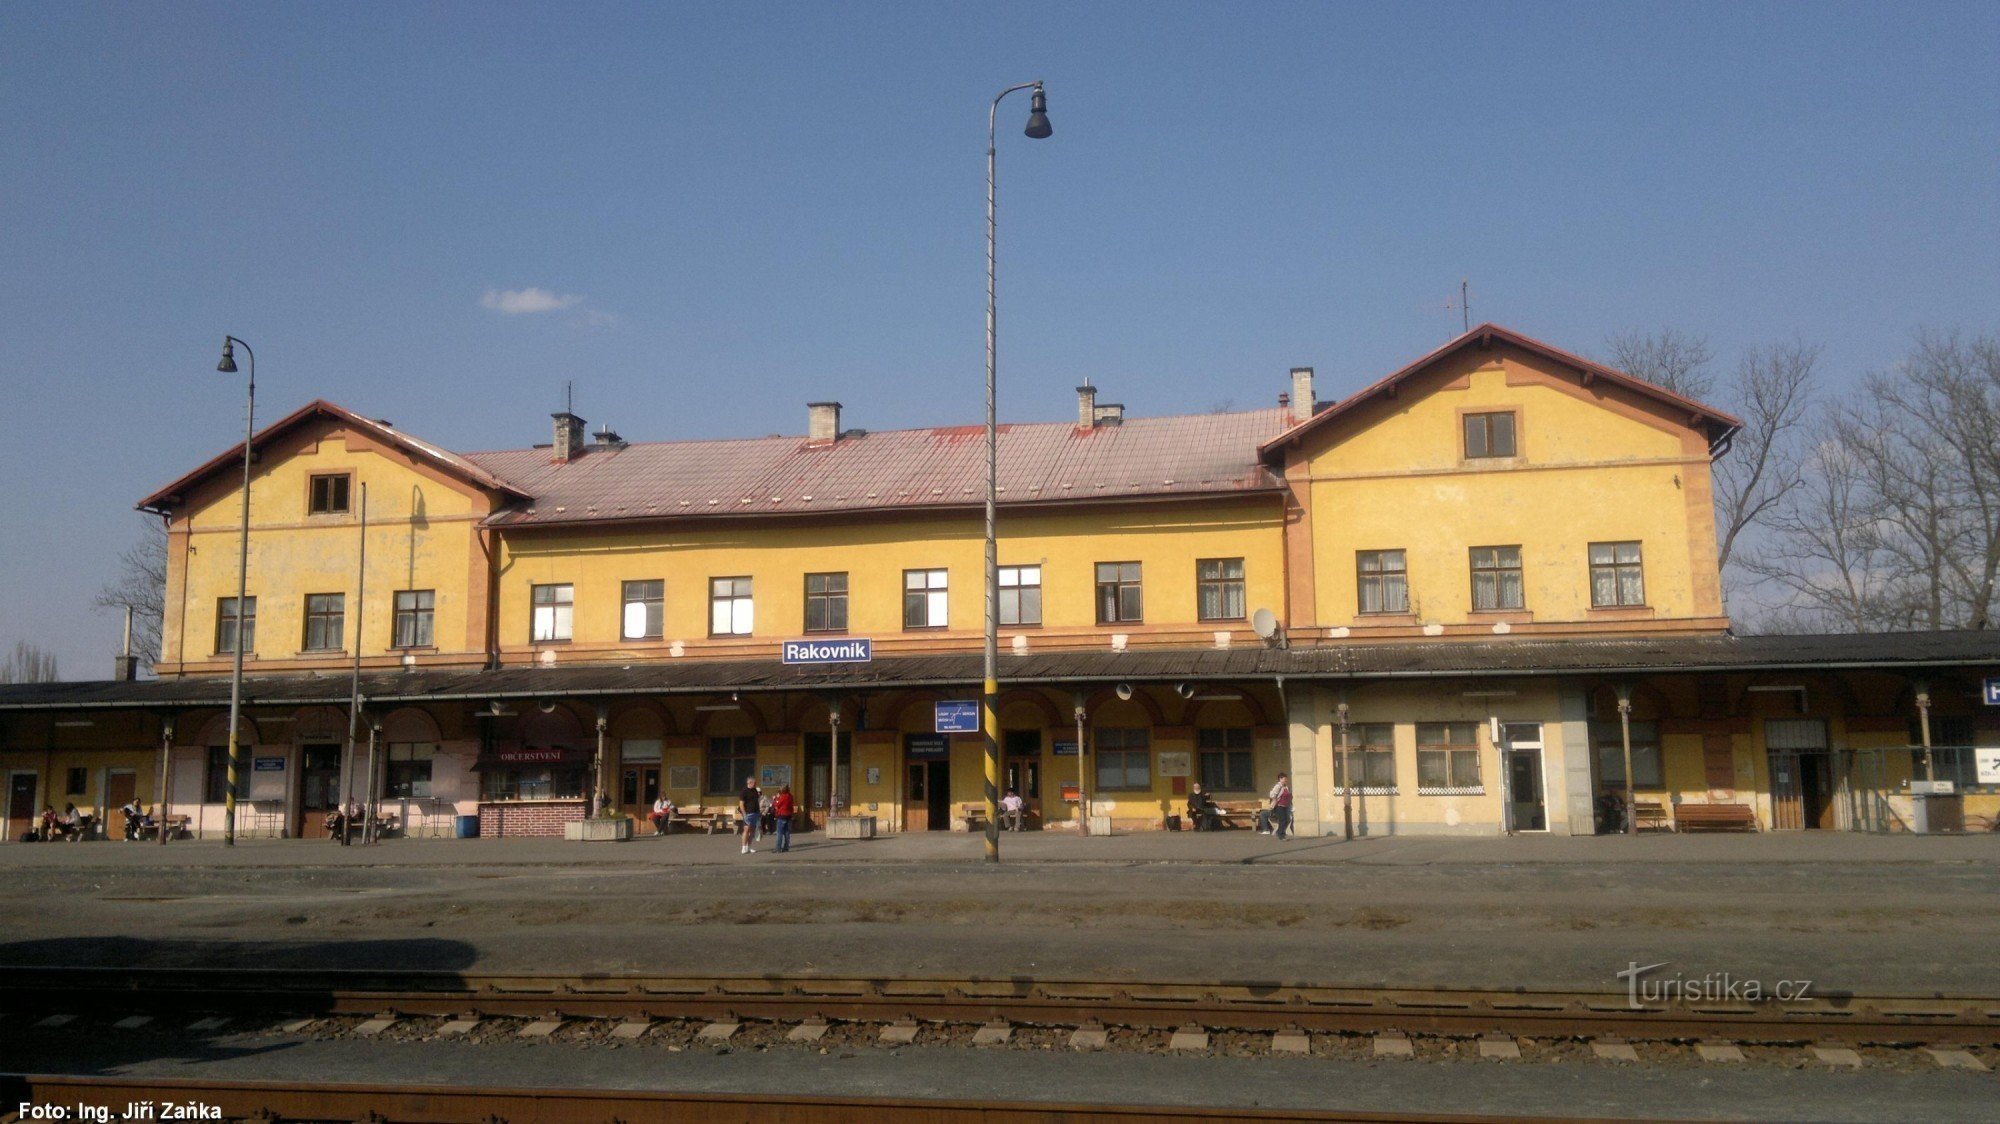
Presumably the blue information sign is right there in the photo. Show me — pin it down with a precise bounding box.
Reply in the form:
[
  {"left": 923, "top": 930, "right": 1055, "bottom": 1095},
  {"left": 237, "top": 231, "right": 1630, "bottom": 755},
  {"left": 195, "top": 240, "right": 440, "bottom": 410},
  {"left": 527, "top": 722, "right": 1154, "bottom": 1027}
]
[
  {"left": 934, "top": 700, "right": 979, "bottom": 733},
  {"left": 781, "top": 638, "right": 873, "bottom": 665},
  {"left": 1985, "top": 678, "right": 2000, "bottom": 706},
  {"left": 905, "top": 734, "right": 950, "bottom": 760},
  {"left": 1052, "top": 740, "right": 1082, "bottom": 757},
  {"left": 252, "top": 756, "right": 285, "bottom": 772}
]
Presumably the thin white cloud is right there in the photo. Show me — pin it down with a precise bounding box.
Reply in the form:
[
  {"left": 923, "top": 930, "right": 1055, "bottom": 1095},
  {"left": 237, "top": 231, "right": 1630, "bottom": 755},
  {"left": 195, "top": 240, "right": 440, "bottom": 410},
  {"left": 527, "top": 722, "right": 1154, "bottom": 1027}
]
[{"left": 481, "top": 287, "right": 584, "bottom": 315}]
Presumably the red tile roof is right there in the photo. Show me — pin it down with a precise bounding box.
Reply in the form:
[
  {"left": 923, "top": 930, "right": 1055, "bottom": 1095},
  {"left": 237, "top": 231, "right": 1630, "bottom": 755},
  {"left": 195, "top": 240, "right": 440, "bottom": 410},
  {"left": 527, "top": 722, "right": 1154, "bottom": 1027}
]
[{"left": 468, "top": 408, "right": 1291, "bottom": 527}]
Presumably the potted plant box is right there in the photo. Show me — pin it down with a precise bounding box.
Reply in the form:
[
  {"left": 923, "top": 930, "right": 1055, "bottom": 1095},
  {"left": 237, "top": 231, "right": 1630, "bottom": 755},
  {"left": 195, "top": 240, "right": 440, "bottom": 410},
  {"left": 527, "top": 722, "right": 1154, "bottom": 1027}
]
[{"left": 565, "top": 817, "right": 633, "bottom": 842}]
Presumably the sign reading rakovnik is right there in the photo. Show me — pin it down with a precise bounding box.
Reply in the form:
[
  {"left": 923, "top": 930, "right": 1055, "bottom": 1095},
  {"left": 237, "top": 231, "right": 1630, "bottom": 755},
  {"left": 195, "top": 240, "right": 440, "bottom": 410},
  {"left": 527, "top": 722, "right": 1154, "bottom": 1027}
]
[
  {"left": 934, "top": 700, "right": 980, "bottom": 733},
  {"left": 782, "top": 638, "right": 873, "bottom": 664}
]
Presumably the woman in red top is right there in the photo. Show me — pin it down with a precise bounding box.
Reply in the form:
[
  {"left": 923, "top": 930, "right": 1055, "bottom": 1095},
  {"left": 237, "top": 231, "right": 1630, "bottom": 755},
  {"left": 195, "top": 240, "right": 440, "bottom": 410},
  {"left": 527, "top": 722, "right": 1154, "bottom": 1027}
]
[{"left": 771, "top": 786, "right": 795, "bottom": 853}]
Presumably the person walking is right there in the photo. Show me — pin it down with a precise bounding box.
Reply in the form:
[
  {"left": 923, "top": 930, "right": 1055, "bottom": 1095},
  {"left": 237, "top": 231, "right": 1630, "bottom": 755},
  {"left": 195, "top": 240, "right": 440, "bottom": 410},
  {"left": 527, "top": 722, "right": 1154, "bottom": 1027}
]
[
  {"left": 1268, "top": 772, "right": 1293, "bottom": 841},
  {"left": 738, "top": 776, "right": 761, "bottom": 855},
  {"left": 771, "top": 785, "right": 795, "bottom": 852}
]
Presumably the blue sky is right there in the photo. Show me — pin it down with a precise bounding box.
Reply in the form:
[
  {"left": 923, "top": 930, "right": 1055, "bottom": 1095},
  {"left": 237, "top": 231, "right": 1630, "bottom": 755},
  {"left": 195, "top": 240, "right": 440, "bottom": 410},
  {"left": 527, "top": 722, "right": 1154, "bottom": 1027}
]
[{"left": 2, "top": 2, "right": 1995, "bottom": 676}]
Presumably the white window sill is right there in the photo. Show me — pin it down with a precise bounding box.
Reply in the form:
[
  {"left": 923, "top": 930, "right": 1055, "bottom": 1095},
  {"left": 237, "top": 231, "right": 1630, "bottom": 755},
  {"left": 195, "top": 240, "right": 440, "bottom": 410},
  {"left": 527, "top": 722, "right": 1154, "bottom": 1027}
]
[
  {"left": 1418, "top": 787, "right": 1486, "bottom": 796},
  {"left": 1333, "top": 787, "right": 1400, "bottom": 796}
]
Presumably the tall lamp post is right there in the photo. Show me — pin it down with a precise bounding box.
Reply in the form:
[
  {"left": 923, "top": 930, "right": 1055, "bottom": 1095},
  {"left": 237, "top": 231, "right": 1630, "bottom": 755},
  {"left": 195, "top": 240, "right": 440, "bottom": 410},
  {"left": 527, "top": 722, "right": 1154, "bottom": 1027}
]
[
  {"left": 214, "top": 336, "right": 255, "bottom": 846},
  {"left": 983, "top": 81, "right": 1053, "bottom": 865}
]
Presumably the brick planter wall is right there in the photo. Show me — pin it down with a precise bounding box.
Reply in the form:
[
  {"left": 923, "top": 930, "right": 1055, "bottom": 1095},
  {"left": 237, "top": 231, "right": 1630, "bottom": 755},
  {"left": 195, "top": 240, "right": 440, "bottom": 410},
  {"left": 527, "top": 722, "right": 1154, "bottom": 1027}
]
[{"left": 478, "top": 800, "right": 588, "bottom": 838}]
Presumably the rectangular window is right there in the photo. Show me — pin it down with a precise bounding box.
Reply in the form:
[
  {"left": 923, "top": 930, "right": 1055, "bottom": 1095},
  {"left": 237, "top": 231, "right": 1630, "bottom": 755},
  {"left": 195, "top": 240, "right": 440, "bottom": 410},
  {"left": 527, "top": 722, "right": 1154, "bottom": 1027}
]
[
  {"left": 1196, "top": 727, "right": 1254, "bottom": 791},
  {"left": 385, "top": 743, "right": 434, "bottom": 799},
  {"left": 804, "top": 572, "right": 848, "bottom": 633},
  {"left": 1334, "top": 723, "right": 1397, "bottom": 791},
  {"left": 621, "top": 579, "right": 664, "bottom": 640},
  {"left": 1095, "top": 562, "right": 1143, "bottom": 624},
  {"left": 1470, "top": 546, "right": 1524, "bottom": 611},
  {"left": 706, "top": 735, "right": 757, "bottom": 795},
  {"left": 204, "top": 746, "right": 232, "bottom": 804},
  {"left": 903, "top": 568, "right": 949, "bottom": 630},
  {"left": 1592, "top": 720, "right": 1664, "bottom": 788},
  {"left": 531, "top": 583, "right": 574, "bottom": 642},
  {"left": 1356, "top": 551, "right": 1409, "bottom": 614},
  {"left": 998, "top": 565, "right": 1042, "bottom": 626},
  {"left": 710, "top": 577, "right": 754, "bottom": 636},
  {"left": 393, "top": 590, "right": 435, "bottom": 649},
  {"left": 1094, "top": 727, "right": 1152, "bottom": 790},
  {"left": 66, "top": 767, "right": 88, "bottom": 795},
  {"left": 302, "top": 592, "right": 345, "bottom": 651},
  {"left": 1197, "top": 558, "right": 1246, "bottom": 622},
  {"left": 1589, "top": 541, "right": 1646, "bottom": 607},
  {"left": 1416, "top": 722, "right": 1482, "bottom": 792},
  {"left": 1463, "top": 411, "right": 1517, "bottom": 458},
  {"left": 1004, "top": 729, "right": 1042, "bottom": 798},
  {"left": 307, "top": 473, "right": 351, "bottom": 514},
  {"left": 215, "top": 596, "right": 256, "bottom": 654}
]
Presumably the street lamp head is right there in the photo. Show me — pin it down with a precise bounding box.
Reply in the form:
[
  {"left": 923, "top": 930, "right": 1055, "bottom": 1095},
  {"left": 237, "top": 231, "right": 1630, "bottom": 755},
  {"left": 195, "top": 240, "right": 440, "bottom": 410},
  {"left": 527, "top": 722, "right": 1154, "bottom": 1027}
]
[
  {"left": 216, "top": 337, "right": 238, "bottom": 374},
  {"left": 1023, "top": 87, "right": 1052, "bottom": 139}
]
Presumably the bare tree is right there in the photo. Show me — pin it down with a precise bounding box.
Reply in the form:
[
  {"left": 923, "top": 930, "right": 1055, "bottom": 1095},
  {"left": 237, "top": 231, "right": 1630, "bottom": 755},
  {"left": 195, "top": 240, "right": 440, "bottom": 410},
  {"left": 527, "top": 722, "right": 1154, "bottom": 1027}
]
[
  {"left": 0, "top": 641, "right": 60, "bottom": 684},
  {"left": 1606, "top": 327, "right": 1717, "bottom": 400},
  {"left": 1746, "top": 330, "right": 1999, "bottom": 631},
  {"left": 1604, "top": 329, "right": 1817, "bottom": 590},
  {"left": 94, "top": 517, "right": 167, "bottom": 667},
  {"left": 1711, "top": 342, "right": 1818, "bottom": 571}
]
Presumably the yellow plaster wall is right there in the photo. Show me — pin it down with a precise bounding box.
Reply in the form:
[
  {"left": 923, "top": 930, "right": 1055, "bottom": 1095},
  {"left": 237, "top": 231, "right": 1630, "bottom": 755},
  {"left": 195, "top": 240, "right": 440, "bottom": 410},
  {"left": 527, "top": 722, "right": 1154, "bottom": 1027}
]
[
  {"left": 1301, "top": 358, "right": 1721, "bottom": 628},
  {"left": 163, "top": 424, "right": 492, "bottom": 669},
  {"left": 495, "top": 503, "right": 1284, "bottom": 658}
]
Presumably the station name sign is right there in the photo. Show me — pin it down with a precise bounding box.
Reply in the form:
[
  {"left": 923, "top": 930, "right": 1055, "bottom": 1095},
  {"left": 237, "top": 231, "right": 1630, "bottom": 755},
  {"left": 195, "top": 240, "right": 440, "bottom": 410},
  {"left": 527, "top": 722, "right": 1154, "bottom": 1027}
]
[
  {"left": 782, "top": 639, "right": 873, "bottom": 664},
  {"left": 1984, "top": 677, "right": 2000, "bottom": 706}
]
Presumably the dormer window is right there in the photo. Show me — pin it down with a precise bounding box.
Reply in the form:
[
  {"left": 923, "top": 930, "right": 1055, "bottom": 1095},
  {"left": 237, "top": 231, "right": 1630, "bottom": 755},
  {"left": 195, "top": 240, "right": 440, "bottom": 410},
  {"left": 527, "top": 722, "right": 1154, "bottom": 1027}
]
[
  {"left": 1463, "top": 411, "right": 1517, "bottom": 459},
  {"left": 308, "top": 473, "right": 352, "bottom": 514}
]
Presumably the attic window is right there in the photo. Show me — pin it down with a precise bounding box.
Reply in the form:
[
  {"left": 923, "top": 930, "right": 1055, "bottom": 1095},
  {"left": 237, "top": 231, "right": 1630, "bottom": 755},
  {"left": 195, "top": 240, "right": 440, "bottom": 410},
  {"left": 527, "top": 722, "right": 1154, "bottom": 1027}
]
[
  {"left": 1463, "top": 411, "right": 1517, "bottom": 459},
  {"left": 308, "top": 473, "right": 351, "bottom": 515}
]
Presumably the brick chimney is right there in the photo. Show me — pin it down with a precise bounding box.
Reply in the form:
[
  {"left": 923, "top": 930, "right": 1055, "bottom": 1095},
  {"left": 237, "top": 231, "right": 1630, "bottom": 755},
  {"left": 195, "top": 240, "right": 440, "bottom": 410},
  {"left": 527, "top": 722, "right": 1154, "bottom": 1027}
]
[
  {"left": 1076, "top": 381, "right": 1097, "bottom": 428},
  {"left": 552, "top": 411, "right": 586, "bottom": 462},
  {"left": 1290, "top": 367, "right": 1315, "bottom": 420},
  {"left": 808, "top": 401, "right": 842, "bottom": 445}
]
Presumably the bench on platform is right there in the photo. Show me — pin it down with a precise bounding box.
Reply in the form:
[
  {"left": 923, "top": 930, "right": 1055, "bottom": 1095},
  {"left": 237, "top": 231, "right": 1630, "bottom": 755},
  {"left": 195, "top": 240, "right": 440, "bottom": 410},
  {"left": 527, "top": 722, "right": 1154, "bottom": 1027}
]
[
  {"left": 1633, "top": 799, "right": 1673, "bottom": 832},
  {"left": 1209, "top": 800, "right": 1263, "bottom": 830},
  {"left": 1674, "top": 802, "right": 1758, "bottom": 833},
  {"left": 133, "top": 815, "right": 191, "bottom": 841},
  {"left": 672, "top": 806, "right": 736, "bottom": 835}
]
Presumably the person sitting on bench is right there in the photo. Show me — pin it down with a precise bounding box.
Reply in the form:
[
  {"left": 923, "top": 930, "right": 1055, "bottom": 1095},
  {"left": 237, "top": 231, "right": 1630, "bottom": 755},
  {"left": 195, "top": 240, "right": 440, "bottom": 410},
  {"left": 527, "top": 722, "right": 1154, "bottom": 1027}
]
[
  {"left": 650, "top": 794, "right": 676, "bottom": 835},
  {"left": 1186, "top": 784, "right": 1221, "bottom": 832},
  {"left": 1000, "top": 788, "right": 1026, "bottom": 832}
]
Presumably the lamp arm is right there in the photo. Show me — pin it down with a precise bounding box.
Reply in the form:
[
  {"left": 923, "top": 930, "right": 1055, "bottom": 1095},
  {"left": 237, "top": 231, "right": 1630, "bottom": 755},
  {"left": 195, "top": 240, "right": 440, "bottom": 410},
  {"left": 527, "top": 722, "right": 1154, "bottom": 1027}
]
[{"left": 988, "top": 80, "right": 1044, "bottom": 149}]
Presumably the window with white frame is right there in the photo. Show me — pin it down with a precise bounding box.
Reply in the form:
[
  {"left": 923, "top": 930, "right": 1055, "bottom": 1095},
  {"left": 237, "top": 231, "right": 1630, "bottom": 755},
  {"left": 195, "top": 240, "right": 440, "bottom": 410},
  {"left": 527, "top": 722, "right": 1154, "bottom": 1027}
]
[
  {"left": 622, "top": 579, "right": 664, "bottom": 640},
  {"left": 710, "top": 577, "right": 753, "bottom": 636},
  {"left": 998, "top": 565, "right": 1041, "bottom": 626},
  {"left": 903, "top": 569, "right": 949, "bottom": 629},
  {"left": 531, "top": 583, "right": 573, "bottom": 642},
  {"left": 1357, "top": 551, "right": 1409, "bottom": 614}
]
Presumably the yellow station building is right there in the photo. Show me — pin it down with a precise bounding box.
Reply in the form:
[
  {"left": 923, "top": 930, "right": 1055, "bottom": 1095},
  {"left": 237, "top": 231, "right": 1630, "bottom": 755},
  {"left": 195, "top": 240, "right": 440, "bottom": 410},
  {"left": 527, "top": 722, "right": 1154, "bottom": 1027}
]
[{"left": 3, "top": 325, "right": 1995, "bottom": 841}]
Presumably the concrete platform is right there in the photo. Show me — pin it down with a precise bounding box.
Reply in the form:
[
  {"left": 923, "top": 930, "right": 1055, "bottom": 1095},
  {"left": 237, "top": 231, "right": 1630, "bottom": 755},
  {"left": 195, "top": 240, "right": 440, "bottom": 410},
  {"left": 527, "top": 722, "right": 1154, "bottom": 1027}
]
[{"left": 2, "top": 832, "right": 1995, "bottom": 996}]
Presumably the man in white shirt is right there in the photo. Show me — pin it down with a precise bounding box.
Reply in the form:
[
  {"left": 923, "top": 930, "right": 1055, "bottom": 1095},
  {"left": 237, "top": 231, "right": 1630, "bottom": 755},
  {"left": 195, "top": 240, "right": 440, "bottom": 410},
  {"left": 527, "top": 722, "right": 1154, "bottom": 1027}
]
[{"left": 1000, "top": 788, "right": 1026, "bottom": 832}]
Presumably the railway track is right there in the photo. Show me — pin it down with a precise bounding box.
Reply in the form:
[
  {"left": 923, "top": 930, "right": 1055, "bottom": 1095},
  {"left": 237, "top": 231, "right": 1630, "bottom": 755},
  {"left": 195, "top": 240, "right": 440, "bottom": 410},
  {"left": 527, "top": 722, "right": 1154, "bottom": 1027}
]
[{"left": 3, "top": 965, "right": 1997, "bottom": 1047}]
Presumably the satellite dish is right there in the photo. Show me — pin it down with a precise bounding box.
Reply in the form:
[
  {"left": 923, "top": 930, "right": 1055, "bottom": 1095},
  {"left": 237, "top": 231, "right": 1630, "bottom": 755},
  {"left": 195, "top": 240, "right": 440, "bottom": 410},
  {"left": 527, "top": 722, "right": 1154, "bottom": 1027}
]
[{"left": 1251, "top": 608, "right": 1279, "bottom": 639}]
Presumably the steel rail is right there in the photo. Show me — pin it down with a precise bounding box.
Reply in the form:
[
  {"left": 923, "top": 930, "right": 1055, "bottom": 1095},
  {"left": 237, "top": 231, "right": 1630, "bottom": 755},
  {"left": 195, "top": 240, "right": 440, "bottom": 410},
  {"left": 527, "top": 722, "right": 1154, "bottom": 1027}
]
[
  {"left": 0, "top": 1073, "right": 1666, "bottom": 1124},
  {"left": 3, "top": 966, "right": 1997, "bottom": 1046}
]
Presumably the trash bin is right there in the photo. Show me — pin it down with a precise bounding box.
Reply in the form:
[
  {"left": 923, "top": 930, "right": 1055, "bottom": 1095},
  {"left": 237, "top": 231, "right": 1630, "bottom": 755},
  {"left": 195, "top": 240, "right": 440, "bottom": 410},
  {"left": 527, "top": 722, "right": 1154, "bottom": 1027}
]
[{"left": 455, "top": 813, "right": 480, "bottom": 839}]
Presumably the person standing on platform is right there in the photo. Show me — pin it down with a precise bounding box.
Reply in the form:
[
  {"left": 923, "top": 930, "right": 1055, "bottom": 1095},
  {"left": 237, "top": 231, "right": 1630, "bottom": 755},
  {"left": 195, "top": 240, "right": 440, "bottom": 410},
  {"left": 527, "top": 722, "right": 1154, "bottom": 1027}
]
[
  {"left": 738, "top": 776, "right": 761, "bottom": 855},
  {"left": 771, "top": 785, "right": 795, "bottom": 852},
  {"left": 1268, "top": 773, "right": 1293, "bottom": 841}
]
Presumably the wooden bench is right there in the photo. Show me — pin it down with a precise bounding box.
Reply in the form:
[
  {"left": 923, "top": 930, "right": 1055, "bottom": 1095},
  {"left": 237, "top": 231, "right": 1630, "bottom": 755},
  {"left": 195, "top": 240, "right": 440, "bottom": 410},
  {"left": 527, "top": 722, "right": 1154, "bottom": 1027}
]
[
  {"left": 672, "top": 806, "right": 736, "bottom": 835},
  {"left": 1633, "top": 799, "right": 1673, "bottom": 832},
  {"left": 1197, "top": 800, "right": 1263, "bottom": 830},
  {"left": 1674, "top": 803, "right": 1758, "bottom": 833},
  {"left": 133, "top": 815, "right": 191, "bottom": 841}
]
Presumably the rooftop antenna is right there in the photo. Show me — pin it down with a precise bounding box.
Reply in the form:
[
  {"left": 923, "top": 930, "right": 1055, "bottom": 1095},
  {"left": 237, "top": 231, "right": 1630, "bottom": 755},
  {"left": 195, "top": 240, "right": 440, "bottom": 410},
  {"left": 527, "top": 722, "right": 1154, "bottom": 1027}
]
[
  {"left": 1427, "top": 279, "right": 1472, "bottom": 337},
  {"left": 564, "top": 379, "right": 574, "bottom": 414}
]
